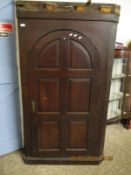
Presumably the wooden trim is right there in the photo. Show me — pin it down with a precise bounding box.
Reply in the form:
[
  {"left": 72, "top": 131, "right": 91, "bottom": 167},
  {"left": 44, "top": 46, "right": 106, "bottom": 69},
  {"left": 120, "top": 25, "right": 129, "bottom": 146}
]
[
  {"left": 22, "top": 155, "right": 102, "bottom": 165},
  {"left": 16, "top": 10, "right": 119, "bottom": 22}
]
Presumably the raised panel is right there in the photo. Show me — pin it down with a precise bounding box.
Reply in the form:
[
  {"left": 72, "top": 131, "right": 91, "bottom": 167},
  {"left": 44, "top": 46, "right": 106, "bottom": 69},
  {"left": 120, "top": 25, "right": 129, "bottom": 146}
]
[
  {"left": 68, "top": 40, "right": 92, "bottom": 69},
  {"left": 66, "top": 121, "right": 88, "bottom": 149},
  {"left": 68, "top": 79, "right": 91, "bottom": 112},
  {"left": 37, "top": 40, "right": 60, "bottom": 68},
  {"left": 38, "top": 121, "right": 60, "bottom": 150},
  {"left": 37, "top": 78, "right": 59, "bottom": 112}
]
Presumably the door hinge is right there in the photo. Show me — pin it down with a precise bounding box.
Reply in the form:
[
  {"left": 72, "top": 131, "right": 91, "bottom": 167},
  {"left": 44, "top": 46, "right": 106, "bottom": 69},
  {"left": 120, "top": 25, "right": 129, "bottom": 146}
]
[{"left": 31, "top": 100, "right": 35, "bottom": 112}]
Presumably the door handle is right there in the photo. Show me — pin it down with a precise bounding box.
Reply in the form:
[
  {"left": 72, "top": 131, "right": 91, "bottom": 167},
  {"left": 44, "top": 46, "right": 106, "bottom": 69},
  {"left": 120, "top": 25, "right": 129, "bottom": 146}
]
[{"left": 31, "top": 100, "right": 35, "bottom": 112}]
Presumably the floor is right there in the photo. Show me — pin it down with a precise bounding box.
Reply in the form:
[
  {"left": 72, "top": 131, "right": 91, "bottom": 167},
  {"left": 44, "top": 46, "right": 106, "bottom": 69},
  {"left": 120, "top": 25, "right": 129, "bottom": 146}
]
[{"left": 0, "top": 123, "right": 131, "bottom": 175}]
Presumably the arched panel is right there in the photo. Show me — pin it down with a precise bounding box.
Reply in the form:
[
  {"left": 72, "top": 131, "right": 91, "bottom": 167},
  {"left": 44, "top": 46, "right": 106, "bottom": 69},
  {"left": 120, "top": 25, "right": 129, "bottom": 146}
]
[
  {"left": 37, "top": 39, "right": 60, "bottom": 68},
  {"left": 32, "top": 30, "right": 100, "bottom": 70},
  {"left": 68, "top": 39, "right": 92, "bottom": 69}
]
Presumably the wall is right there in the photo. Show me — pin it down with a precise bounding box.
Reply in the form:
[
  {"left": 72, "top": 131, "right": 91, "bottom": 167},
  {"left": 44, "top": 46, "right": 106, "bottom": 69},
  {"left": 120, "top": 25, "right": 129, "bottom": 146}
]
[{"left": 0, "top": 0, "right": 22, "bottom": 156}]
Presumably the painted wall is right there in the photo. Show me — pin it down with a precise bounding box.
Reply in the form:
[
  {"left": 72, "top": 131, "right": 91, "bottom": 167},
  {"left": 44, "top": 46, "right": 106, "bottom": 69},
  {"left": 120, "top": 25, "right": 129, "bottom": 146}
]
[{"left": 0, "top": 0, "right": 22, "bottom": 156}]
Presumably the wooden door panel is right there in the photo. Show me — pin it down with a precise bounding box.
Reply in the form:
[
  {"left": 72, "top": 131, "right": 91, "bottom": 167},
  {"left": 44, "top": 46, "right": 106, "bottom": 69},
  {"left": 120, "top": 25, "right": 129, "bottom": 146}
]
[
  {"left": 37, "top": 40, "right": 60, "bottom": 68},
  {"left": 28, "top": 29, "right": 100, "bottom": 157},
  {"left": 37, "top": 78, "right": 60, "bottom": 112},
  {"left": 38, "top": 121, "right": 60, "bottom": 150},
  {"left": 67, "top": 78, "right": 91, "bottom": 112},
  {"left": 66, "top": 120, "right": 88, "bottom": 150},
  {"left": 68, "top": 39, "right": 92, "bottom": 69}
]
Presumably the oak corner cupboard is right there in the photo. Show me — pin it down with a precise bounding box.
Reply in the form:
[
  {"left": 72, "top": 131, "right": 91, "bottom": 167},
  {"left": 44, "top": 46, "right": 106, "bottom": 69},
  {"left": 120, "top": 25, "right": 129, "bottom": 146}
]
[{"left": 16, "top": 1, "right": 120, "bottom": 164}]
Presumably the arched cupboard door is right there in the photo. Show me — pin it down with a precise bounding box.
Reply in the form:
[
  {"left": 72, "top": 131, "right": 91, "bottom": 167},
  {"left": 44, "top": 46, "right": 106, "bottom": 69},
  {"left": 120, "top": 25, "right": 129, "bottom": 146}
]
[{"left": 28, "top": 30, "right": 101, "bottom": 157}]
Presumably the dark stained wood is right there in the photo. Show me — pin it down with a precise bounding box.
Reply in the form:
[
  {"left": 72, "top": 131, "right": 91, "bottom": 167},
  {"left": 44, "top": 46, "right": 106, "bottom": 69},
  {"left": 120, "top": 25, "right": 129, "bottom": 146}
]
[
  {"left": 66, "top": 121, "right": 88, "bottom": 149},
  {"left": 121, "top": 50, "right": 131, "bottom": 128},
  {"left": 127, "top": 58, "right": 131, "bottom": 75},
  {"left": 37, "top": 40, "right": 60, "bottom": 68},
  {"left": 38, "top": 78, "right": 59, "bottom": 112},
  {"left": 116, "top": 48, "right": 131, "bottom": 130},
  {"left": 17, "top": 10, "right": 119, "bottom": 21},
  {"left": 17, "top": 2, "right": 119, "bottom": 164},
  {"left": 68, "top": 40, "right": 92, "bottom": 69},
  {"left": 38, "top": 121, "right": 59, "bottom": 149},
  {"left": 68, "top": 79, "right": 91, "bottom": 112}
]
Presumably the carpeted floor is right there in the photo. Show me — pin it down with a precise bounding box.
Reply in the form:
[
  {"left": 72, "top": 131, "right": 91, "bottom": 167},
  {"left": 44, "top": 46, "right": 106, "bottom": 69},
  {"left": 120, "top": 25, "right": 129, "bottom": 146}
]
[{"left": 0, "top": 123, "right": 131, "bottom": 175}]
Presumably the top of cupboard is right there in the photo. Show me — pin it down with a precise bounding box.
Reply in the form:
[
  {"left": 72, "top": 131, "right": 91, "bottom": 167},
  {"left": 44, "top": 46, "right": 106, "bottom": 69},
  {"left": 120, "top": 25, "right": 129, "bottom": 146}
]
[{"left": 16, "top": 1, "right": 120, "bottom": 22}]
